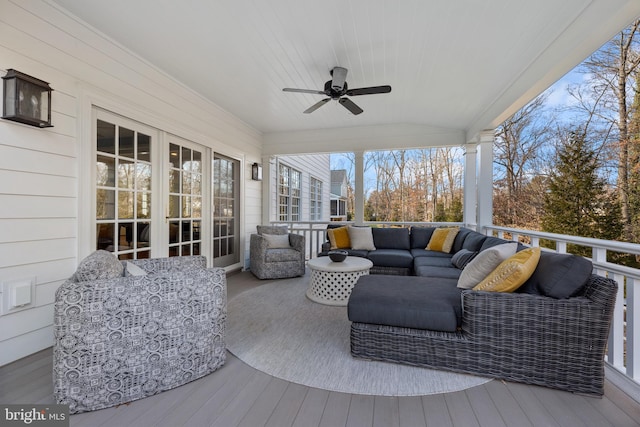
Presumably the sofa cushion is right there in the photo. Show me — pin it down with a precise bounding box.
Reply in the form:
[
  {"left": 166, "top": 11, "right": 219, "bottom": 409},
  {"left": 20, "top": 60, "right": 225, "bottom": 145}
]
[
  {"left": 372, "top": 227, "right": 410, "bottom": 250},
  {"left": 411, "top": 248, "right": 453, "bottom": 258},
  {"left": 262, "top": 233, "right": 291, "bottom": 249},
  {"left": 473, "top": 247, "right": 541, "bottom": 292},
  {"left": 414, "top": 255, "right": 454, "bottom": 268},
  {"left": 75, "top": 250, "right": 124, "bottom": 282},
  {"left": 328, "top": 226, "right": 351, "bottom": 249},
  {"left": 457, "top": 242, "right": 518, "bottom": 289},
  {"left": 410, "top": 226, "right": 435, "bottom": 249},
  {"left": 413, "top": 255, "right": 461, "bottom": 278},
  {"left": 367, "top": 249, "right": 414, "bottom": 268},
  {"left": 451, "top": 249, "right": 478, "bottom": 269},
  {"left": 414, "top": 265, "right": 462, "bottom": 279},
  {"left": 479, "top": 236, "right": 510, "bottom": 251},
  {"left": 348, "top": 275, "right": 462, "bottom": 332},
  {"left": 461, "top": 232, "right": 487, "bottom": 252},
  {"left": 348, "top": 226, "right": 376, "bottom": 250},
  {"left": 265, "top": 248, "right": 301, "bottom": 263},
  {"left": 426, "top": 227, "right": 460, "bottom": 253},
  {"left": 451, "top": 228, "right": 473, "bottom": 253},
  {"left": 518, "top": 252, "right": 593, "bottom": 298}
]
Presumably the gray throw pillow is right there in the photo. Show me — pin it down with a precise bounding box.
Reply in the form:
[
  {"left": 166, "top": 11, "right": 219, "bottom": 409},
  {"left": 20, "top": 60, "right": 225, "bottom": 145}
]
[
  {"left": 457, "top": 243, "right": 518, "bottom": 289},
  {"left": 518, "top": 252, "right": 593, "bottom": 298},
  {"left": 451, "top": 249, "right": 478, "bottom": 270},
  {"left": 348, "top": 226, "right": 376, "bottom": 251},
  {"left": 262, "top": 233, "right": 291, "bottom": 248},
  {"left": 75, "top": 250, "right": 124, "bottom": 282}
]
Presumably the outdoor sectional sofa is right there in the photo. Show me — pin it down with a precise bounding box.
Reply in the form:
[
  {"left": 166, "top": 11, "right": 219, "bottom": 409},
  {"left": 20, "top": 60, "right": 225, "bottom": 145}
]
[{"left": 322, "top": 225, "right": 618, "bottom": 396}]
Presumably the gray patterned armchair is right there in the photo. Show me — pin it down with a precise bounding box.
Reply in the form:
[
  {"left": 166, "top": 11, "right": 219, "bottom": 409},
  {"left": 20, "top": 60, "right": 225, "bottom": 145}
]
[
  {"left": 250, "top": 225, "right": 306, "bottom": 279},
  {"left": 53, "top": 251, "right": 226, "bottom": 414}
]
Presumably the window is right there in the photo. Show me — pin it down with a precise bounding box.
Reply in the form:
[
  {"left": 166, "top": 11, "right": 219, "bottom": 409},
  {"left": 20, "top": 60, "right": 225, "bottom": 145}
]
[
  {"left": 310, "top": 177, "right": 323, "bottom": 221},
  {"left": 279, "top": 164, "right": 301, "bottom": 221}
]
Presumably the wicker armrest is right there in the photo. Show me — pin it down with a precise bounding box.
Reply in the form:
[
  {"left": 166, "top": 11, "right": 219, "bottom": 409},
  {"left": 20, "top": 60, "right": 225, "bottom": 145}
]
[{"left": 460, "top": 275, "right": 616, "bottom": 345}]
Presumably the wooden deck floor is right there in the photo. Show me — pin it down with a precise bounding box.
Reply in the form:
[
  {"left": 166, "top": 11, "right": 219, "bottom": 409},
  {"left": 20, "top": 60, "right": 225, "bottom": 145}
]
[{"left": 2, "top": 271, "right": 640, "bottom": 427}]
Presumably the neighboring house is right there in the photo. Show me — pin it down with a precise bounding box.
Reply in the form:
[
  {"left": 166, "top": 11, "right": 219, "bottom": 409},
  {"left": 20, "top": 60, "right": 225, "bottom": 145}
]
[
  {"left": 268, "top": 154, "right": 331, "bottom": 224},
  {"left": 330, "top": 169, "right": 349, "bottom": 221}
]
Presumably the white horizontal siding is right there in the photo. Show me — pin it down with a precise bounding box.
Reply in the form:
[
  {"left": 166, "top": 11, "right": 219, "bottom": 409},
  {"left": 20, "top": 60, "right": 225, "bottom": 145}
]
[{"left": 0, "top": 0, "right": 263, "bottom": 365}]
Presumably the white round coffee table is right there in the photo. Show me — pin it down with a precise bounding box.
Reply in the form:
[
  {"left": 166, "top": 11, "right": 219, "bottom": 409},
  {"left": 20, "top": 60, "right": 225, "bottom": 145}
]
[{"left": 306, "top": 256, "right": 373, "bottom": 306}]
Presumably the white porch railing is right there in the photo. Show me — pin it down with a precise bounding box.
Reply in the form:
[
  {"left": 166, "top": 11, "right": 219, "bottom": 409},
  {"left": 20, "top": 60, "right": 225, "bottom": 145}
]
[{"left": 272, "top": 221, "right": 640, "bottom": 392}]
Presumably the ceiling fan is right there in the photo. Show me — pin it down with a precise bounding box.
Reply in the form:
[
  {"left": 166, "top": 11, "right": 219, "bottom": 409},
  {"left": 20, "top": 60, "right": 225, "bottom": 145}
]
[{"left": 283, "top": 67, "right": 391, "bottom": 115}]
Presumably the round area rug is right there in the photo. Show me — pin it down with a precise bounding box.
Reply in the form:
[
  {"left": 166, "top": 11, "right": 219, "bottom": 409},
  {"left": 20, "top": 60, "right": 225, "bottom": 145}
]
[{"left": 226, "top": 278, "right": 491, "bottom": 396}]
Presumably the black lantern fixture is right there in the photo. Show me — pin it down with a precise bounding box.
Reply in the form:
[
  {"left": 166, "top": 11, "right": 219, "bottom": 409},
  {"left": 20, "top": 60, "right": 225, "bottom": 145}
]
[
  {"left": 2, "top": 69, "right": 53, "bottom": 128},
  {"left": 252, "top": 162, "right": 263, "bottom": 181}
]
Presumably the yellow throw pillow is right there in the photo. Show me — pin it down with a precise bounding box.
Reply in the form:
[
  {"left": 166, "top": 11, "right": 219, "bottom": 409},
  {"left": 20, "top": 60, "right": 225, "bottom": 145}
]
[
  {"left": 473, "top": 247, "right": 541, "bottom": 293},
  {"left": 426, "top": 227, "right": 459, "bottom": 253},
  {"left": 328, "top": 226, "right": 351, "bottom": 250}
]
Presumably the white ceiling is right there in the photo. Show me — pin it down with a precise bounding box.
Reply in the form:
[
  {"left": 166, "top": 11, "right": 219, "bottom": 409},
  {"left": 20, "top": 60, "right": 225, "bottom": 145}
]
[{"left": 51, "top": 0, "right": 640, "bottom": 144}]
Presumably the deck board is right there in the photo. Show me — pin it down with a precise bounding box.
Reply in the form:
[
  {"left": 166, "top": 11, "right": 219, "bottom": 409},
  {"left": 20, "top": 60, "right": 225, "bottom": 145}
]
[{"left": 0, "top": 272, "right": 638, "bottom": 427}]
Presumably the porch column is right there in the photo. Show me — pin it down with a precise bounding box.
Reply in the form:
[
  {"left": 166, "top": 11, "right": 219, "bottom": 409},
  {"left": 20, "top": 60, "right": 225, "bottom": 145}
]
[
  {"left": 477, "top": 130, "right": 494, "bottom": 233},
  {"left": 354, "top": 151, "right": 365, "bottom": 225},
  {"left": 261, "top": 155, "right": 273, "bottom": 224},
  {"left": 463, "top": 143, "right": 478, "bottom": 227}
]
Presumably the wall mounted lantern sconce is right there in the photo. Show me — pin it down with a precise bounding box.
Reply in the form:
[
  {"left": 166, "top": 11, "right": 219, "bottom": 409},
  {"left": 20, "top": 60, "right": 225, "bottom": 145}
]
[
  {"left": 252, "top": 162, "right": 263, "bottom": 181},
  {"left": 2, "top": 69, "right": 53, "bottom": 128}
]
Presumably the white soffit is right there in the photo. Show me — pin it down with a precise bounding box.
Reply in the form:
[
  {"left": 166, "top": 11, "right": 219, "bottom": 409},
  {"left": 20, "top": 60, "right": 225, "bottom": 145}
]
[{"left": 50, "top": 0, "right": 640, "bottom": 149}]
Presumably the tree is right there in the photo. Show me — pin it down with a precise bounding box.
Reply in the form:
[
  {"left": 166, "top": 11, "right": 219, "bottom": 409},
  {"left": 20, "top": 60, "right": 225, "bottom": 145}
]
[
  {"left": 542, "top": 131, "right": 621, "bottom": 254},
  {"left": 627, "top": 71, "right": 640, "bottom": 243},
  {"left": 494, "top": 94, "right": 551, "bottom": 228},
  {"left": 581, "top": 20, "right": 640, "bottom": 240}
]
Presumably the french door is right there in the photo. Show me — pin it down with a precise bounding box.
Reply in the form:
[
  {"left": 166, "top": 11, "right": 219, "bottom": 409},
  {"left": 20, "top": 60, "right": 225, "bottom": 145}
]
[
  {"left": 166, "top": 137, "right": 205, "bottom": 257},
  {"left": 95, "top": 112, "right": 157, "bottom": 259},
  {"left": 212, "top": 154, "right": 240, "bottom": 267},
  {"left": 93, "top": 109, "right": 240, "bottom": 267}
]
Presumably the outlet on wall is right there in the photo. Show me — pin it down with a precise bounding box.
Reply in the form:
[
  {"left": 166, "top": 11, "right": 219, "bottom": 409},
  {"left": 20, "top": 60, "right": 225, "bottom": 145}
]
[{"left": 0, "top": 277, "right": 36, "bottom": 316}]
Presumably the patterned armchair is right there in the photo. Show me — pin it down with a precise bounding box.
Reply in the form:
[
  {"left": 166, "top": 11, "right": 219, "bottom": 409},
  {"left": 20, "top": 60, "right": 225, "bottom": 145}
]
[
  {"left": 53, "top": 251, "right": 226, "bottom": 414},
  {"left": 250, "top": 225, "right": 306, "bottom": 279}
]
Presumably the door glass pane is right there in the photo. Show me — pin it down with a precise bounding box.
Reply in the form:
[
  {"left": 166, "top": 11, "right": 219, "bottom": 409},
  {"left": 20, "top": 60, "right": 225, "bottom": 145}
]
[
  {"left": 213, "top": 154, "right": 240, "bottom": 267},
  {"left": 119, "top": 127, "right": 135, "bottom": 159},
  {"left": 167, "top": 140, "right": 203, "bottom": 257},
  {"left": 138, "top": 133, "right": 151, "bottom": 162},
  {"left": 97, "top": 120, "right": 115, "bottom": 154},
  {"left": 95, "top": 117, "right": 152, "bottom": 259}
]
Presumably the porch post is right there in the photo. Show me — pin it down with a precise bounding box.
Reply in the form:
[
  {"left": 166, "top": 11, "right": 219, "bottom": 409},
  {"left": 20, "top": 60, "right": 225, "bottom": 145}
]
[
  {"left": 354, "top": 151, "right": 365, "bottom": 225},
  {"left": 477, "top": 130, "right": 494, "bottom": 233},
  {"left": 261, "top": 155, "right": 273, "bottom": 224},
  {"left": 463, "top": 143, "right": 478, "bottom": 227}
]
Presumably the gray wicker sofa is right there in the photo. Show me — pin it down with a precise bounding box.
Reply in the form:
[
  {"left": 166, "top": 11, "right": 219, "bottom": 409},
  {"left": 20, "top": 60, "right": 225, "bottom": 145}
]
[
  {"left": 320, "top": 225, "right": 522, "bottom": 276},
  {"left": 344, "top": 226, "right": 618, "bottom": 396}
]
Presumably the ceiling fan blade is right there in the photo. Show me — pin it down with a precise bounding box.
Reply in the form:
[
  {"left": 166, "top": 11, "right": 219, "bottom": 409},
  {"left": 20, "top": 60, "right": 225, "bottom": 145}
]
[
  {"left": 304, "top": 98, "right": 331, "bottom": 113},
  {"left": 331, "top": 66, "right": 348, "bottom": 91},
  {"left": 283, "top": 88, "right": 326, "bottom": 95},
  {"left": 339, "top": 98, "right": 363, "bottom": 115},
  {"left": 346, "top": 85, "right": 392, "bottom": 96}
]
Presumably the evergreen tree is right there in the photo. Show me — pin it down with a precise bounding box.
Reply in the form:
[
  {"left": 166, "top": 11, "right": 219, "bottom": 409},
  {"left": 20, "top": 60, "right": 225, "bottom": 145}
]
[
  {"left": 627, "top": 71, "right": 640, "bottom": 244},
  {"left": 542, "top": 131, "right": 622, "bottom": 254}
]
